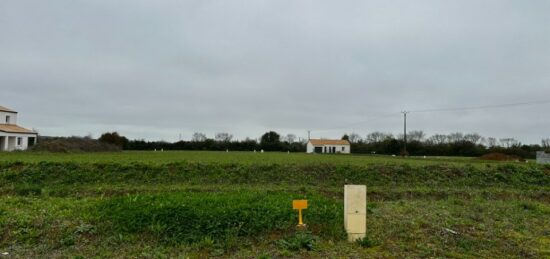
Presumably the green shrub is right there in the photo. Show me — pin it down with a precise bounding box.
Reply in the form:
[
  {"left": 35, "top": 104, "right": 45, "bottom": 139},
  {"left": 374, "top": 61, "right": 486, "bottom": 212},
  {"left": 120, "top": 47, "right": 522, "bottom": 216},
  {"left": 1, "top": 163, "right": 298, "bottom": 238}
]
[
  {"left": 519, "top": 202, "right": 539, "bottom": 212},
  {"left": 355, "top": 236, "right": 379, "bottom": 248},
  {"left": 14, "top": 184, "right": 42, "bottom": 196},
  {"left": 277, "top": 232, "right": 318, "bottom": 251}
]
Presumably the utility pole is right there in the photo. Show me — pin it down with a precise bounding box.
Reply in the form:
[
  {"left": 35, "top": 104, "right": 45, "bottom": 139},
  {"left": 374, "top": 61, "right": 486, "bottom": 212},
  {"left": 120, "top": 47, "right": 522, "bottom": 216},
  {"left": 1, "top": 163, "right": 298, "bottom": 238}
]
[{"left": 402, "top": 111, "right": 408, "bottom": 156}]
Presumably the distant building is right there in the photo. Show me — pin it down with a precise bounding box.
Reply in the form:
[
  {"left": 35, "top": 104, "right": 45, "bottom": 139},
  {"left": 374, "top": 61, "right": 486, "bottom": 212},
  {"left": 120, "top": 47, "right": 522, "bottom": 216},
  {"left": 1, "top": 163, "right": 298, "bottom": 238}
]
[
  {"left": 0, "top": 106, "right": 38, "bottom": 151},
  {"left": 536, "top": 151, "right": 550, "bottom": 165},
  {"left": 306, "top": 139, "right": 351, "bottom": 154}
]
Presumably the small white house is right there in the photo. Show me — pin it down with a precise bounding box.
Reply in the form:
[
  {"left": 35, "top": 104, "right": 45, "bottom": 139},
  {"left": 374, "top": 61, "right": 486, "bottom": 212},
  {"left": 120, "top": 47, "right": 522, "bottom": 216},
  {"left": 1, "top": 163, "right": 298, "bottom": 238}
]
[
  {"left": 536, "top": 151, "right": 550, "bottom": 165},
  {"left": 0, "top": 106, "right": 37, "bottom": 151},
  {"left": 307, "top": 139, "right": 351, "bottom": 154}
]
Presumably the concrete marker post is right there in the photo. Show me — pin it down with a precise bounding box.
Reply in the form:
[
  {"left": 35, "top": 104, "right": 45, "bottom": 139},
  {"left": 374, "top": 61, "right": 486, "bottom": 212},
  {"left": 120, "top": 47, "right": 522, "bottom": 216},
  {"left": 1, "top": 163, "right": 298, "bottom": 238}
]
[{"left": 344, "top": 185, "right": 367, "bottom": 242}]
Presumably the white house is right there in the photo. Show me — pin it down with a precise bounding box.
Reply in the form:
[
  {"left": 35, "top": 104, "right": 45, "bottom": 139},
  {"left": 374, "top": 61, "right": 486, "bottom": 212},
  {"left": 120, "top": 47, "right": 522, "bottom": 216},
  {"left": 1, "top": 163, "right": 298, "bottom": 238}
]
[
  {"left": 306, "top": 139, "right": 351, "bottom": 154},
  {"left": 0, "top": 106, "right": 37, "bottom": 151},
  {"left": 536, "top": 151, "right": 550, "bottom": 165}
]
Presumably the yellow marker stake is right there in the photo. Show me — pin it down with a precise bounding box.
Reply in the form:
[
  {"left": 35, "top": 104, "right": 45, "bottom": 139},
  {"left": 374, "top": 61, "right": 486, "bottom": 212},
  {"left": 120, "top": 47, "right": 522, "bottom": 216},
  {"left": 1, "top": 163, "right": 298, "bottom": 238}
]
[{"left": 292, "top": 200, "right": 308, "bottom": 227}]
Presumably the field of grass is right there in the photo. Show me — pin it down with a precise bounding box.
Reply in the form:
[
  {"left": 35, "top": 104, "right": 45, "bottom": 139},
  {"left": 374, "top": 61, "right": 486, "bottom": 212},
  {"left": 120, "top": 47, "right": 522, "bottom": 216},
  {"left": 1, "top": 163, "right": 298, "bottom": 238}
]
[
  {"left": 0, "top": 150, "right": 520, "bottom": 166},
  {"left": 0, "top": 151, "right": 549, "bottom": 258}
]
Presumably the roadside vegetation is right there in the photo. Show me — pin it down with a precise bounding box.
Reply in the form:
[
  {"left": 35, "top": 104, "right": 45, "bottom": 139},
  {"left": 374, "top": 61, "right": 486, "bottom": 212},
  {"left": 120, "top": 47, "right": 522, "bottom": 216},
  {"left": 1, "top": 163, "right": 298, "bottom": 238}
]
[{"left": 0, "top": 152, "right": 549, "bottom": 258}]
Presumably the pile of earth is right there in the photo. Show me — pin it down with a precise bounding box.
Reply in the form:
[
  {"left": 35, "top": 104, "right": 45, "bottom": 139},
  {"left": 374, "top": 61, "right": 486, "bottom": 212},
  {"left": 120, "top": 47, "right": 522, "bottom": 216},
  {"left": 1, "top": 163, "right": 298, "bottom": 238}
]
[{"left": 480, "top": 153, "right": 521, "bottom": 161}]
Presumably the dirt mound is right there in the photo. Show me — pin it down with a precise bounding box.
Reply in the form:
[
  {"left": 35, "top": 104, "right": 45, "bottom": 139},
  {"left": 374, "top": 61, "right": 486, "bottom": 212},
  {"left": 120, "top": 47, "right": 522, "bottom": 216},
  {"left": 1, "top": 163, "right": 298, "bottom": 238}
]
[
  {"left": 31, "top": 136, "right": 121, "bottom": 153},
  {"left": 480, "top": 153, "right": 520, "bottom": 161}
]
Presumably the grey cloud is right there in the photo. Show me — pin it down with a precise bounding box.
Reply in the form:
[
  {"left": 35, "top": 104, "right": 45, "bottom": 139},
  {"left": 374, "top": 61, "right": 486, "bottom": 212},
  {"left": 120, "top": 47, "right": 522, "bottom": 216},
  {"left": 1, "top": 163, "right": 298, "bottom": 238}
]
[{"left": 1, "top": 0, "right": 549, "bottom": 143}]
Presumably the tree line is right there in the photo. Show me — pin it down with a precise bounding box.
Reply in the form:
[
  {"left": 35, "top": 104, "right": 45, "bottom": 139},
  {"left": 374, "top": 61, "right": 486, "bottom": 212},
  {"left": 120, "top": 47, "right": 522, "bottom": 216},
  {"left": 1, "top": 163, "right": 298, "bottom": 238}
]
[
  {"left": 98, "top": 131, "right": 550, "bottom": 158},
  {"left": 99, "top": 131, "right": 305, "bottom": 152},
  {"left": 344, "top": 131, "right": 549, "bottom": 158}
]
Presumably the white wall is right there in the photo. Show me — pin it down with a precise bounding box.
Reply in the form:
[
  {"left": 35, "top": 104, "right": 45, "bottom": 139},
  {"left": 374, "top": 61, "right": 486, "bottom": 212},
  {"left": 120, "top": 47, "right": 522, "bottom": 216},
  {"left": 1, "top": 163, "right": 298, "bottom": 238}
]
[
  {"left": 329, "top": 145, "right": 350, "bottom": 154},
  {"left": 0, "top": 111, "right": 17, "bottom": 124},
  {"left": 306, "top": 142, "right": 315, "bottom": 153},
  {"left": 0, "top": 109, "right": 36, "bottom": 151},
  {"left": 0, "top": 133, "right": 36, "bottom": 151},
  {"left": 537, "top": 151, "right": 550, "bottom": 164},
  {"left": 342, "top": 145, "right": 351, "bottom": 154},
  {"left": 306, "top": 142, "right": 351, "bottom": 154}
]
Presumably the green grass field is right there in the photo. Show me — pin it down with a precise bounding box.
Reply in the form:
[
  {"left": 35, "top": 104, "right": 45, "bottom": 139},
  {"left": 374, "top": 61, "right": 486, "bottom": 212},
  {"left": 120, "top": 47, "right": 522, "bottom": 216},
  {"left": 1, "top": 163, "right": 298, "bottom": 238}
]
[
  {"left": 0, "top": 150, "right": 513, "bottom": 166},
  {"left": 0, "top": 151, "right": 549, "bottom": 258}
]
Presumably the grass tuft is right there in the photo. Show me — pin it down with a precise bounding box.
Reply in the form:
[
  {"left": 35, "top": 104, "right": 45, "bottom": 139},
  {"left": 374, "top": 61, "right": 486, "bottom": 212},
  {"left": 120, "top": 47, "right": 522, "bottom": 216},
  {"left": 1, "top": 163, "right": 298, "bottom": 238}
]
[{"left": 277, "top": 232, "right": 318, "bottom": 251}]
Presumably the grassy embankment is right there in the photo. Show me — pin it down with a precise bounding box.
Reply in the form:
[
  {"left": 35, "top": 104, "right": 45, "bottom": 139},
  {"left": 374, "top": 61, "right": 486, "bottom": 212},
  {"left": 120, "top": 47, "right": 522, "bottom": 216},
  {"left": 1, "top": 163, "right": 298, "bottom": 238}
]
[{"left": 0, "top": 151, "right": 549, "bottom": 258}]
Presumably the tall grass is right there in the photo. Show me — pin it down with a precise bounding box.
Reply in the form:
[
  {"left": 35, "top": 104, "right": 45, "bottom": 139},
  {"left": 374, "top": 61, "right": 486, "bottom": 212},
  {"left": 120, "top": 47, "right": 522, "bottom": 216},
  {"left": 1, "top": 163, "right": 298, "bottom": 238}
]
[
  {"left": 97, "top": 191, "right": 345, "bottom": 243},
  {"left": 1, "top": 161, "right": 548, "bottom": 189}
]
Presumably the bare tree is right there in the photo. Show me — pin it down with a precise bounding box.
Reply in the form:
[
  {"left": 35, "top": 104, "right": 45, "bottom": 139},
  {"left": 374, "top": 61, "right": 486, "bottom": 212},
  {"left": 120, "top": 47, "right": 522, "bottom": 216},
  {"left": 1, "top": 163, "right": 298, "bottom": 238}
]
[
  {"left": 215, "top": 132, "right": 233, "bottom": 142},
  {"left": 486, "top": 137, "right": 497, "bottom": 147},
  {"left": 542, "top": 138, "right": 550, "bottom": 148},
  {"left": 464, "top": 133, "right": 482, "bottom": 144},
  {"left": 499, "top": 138, "right": 519, "bottom": 148},
  {"left": 366, "top": 132, "right": 391, "bottom": 143},
  {"left": 397, "top": 133, "right": 404, "bottom": 141},
  {"left": 192, "top": 132, "right": 207, "bottom": 142},
  {"left": 479, "top": 137, "right": 486, "bottom": 146},
  {"left": 429, "top": 134, "right": 448, "bottom": 145},
  {"left": 447, "top": 132, "right": 464, "bottom": 143},
  {"left": 348, "top": 132, "right": 362, "bottom": 143},
  {"left": 407, "top": 130, "right": 425, "bottom": 142},
  {"left": 284, "top": 134, "right": 297, "bottom": 143}
]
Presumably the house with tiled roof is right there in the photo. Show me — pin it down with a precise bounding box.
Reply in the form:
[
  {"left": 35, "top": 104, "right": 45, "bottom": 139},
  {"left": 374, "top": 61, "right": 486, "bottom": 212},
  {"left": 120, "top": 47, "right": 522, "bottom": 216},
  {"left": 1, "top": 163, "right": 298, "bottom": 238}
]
[
  {"left": 0, "top": 105, "right": 38, "bottom": 151},
  {"left": 306, "top": 139, "right": 350, "bottom": 154}
]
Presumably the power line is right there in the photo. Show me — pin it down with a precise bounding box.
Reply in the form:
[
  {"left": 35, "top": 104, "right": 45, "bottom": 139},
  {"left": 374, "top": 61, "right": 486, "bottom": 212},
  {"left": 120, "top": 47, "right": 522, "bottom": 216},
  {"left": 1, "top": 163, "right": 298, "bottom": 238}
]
[
  {"left": 408, "top": 100, "right": 550, "bottom": 113},
  {"left": 314, "top": 111, "right": 400, "bottom": 133},
  {"left": 311, "top": 99, "right": 550, "bottom": 136}
]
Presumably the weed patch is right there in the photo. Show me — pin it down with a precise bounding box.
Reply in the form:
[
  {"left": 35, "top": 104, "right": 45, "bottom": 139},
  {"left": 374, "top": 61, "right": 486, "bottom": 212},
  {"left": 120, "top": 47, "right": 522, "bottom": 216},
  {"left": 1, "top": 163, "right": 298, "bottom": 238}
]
[
  {"left": 14, "top": 184, "right": 42, "bottom": 196},
  {"left": 277, "top": 232, "right": 318, "bottom": 251},
  {"left": 355, "top": 236, "right": 379, "bottom": 248}
]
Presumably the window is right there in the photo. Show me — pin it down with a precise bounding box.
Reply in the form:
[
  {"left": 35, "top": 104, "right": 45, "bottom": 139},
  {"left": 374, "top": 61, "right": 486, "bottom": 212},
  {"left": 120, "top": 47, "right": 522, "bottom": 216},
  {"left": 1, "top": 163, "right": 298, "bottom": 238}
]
[
  {"left": 17, "top": 137, "right": 22, "bottom": 146},
  {"left": 342, "top": 147, "right": 345, "bottom": 151},
  {"left": 5, "top": 116, "right": 10, "bottom": 124}
]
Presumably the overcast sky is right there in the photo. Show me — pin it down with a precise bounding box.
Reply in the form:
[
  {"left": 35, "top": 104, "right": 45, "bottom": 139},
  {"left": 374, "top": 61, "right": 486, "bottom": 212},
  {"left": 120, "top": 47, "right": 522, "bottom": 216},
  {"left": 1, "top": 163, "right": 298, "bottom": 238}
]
[{"left": 1, "top": 0, "right": 549, "bottom": 144}]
